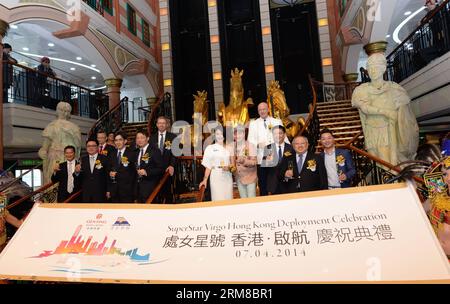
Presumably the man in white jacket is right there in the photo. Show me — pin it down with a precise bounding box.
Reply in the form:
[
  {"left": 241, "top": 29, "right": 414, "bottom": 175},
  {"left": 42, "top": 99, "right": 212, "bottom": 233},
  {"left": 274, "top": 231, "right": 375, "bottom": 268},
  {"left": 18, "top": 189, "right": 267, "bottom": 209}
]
[{"left": 248, "top": 102, "right": 288, "bottom": 196}]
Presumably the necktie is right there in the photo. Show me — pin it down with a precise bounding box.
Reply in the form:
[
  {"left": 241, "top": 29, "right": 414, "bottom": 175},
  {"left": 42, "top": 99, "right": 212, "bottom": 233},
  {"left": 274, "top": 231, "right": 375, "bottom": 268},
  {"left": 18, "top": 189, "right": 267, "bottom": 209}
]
[
  {"left": 67, "top": 161, "right": 74, "bottom": 193},
  {"left": 263, "top": 119, "right": 267, "bottom": 129},
  {"left": 138, "top": 148, "right": 144, "bottom": 166},
  {"left": 297, "top": 153, "right": 304, "bottom": 174},
  {"left": 278, "top": 145, "right": 282, "bottom": 164},
  {"left": 117, "top": 151, "right": 122, "bottom": 166},
  {"left": 90, "top": 156, "right": 95, "bottom": 173},
  {"left": 159, "top": 133, "right": 164, "bottom": 153}
]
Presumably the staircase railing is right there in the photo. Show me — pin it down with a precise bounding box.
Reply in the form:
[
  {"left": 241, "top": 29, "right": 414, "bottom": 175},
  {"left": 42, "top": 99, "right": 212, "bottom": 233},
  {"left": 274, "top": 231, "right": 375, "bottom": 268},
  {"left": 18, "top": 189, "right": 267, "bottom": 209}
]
[
  {"left": 310, "top": 78, "right": 360, "bottom": 103},
  {"left": 2, "top": 61, "right": 109, "bottom": 119},
  {"left": 146, "top": 92, "right": 172, "bottom": 135},
  {"left": 298, "top": 76, "right": 319, "bottom": 154},
  {"left": 88, "top": 96, "right": 129, "bottom": 138},
  {"left": 387, "top": 0, "right": 450, "bottom": 83},
  {"left": 145, "top": 171, "right": 170, "bottom": 204},
  {"left": 6, "top": 182, "right": 58, "bottom": 210},
  {"left": 62, "top": 190, "right": 81, "bottom": 203},
  {"left": 342, "top": 131, "right": 426, "bottom": 198},
  {"left": 0, "top": 163, "right": 42, "bottom": 194}
]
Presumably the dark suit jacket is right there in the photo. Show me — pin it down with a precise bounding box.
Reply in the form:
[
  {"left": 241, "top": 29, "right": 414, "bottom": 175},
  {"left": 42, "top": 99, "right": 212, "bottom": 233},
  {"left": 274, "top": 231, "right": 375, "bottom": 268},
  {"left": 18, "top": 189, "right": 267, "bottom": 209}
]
[
  {"left": 279, "top": 152, "right": 328, "bottom": 193},
  {"left": 149, "top": 131, "right": 177, "bottom": 168},
  {"left": 319, "top": 148, "right": 356, "bottom": 188},
  {"left": 135, "top": 144, "right": 164, "bottom": 203},
  {"left": 51, "top": 161, "right": 81, "bottom": 202},
  {"left": 98, "top": 143, "right": 117, "bottom": 160},
  {"left": 77, "top": 154, "right": 109, "bottom": 202},
  {"left": 107, "top": 148, "right": 137, "bottom": 203},
  {"left": 264, "top": 143, "right": 295, "bottom": 195}
]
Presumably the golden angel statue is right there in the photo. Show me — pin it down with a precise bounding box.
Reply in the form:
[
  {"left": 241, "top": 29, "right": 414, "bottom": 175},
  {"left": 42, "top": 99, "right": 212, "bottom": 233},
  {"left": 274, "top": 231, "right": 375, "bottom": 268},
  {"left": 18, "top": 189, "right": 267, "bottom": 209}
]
[
  {"left": 218, "top": 68, "right": 254, "bottom": 128},
  {"left": 267, "top": 80, "right": 303, "bottom": 140}
]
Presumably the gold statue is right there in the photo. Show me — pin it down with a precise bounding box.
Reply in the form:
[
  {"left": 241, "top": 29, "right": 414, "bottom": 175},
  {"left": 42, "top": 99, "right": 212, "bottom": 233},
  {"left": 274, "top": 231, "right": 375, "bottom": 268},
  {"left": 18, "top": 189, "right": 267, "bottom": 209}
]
[
  {"left": 266, "top": 80, "right": 303, "bottom": 140},
  {"left": 218, "top": 68, "right": 254, "bottom": 128},
  {"left": 191, "top": 90, "right": 209, "bottom": 146}
]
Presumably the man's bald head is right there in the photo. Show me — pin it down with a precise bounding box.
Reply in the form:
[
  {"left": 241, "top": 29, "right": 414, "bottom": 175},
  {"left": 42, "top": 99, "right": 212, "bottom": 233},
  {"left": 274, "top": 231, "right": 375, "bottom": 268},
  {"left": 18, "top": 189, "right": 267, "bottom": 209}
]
[{"left": 258, "top": 102, "right": 269, "bottom": 119}]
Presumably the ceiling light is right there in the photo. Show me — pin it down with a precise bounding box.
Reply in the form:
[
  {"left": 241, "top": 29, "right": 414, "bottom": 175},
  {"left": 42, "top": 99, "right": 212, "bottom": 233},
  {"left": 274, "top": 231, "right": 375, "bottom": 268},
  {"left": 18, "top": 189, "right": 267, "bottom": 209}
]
[
  {"left": 76, "top": 57, "right": 82, "bottom": 61},
  {"left": 18, "top": 52, "right": 101, "bottom": 73},
  {"left": 70, "top": 67, "right": 76, "bottom": 71},
  {"left": 404, "top": 11, "right": 412, "bottom": 16},
  {"left": 91, "top": 64, "right": 96, "bottom": 68},
  {"left": 393, "top": 7, "right": 426, "bottom": 44},
  {"left": 386, "top": 34, "right": 391, "bottom": 38},
  {"left": 48, "top": 43, "right": 55, "bottom": 47},
  {"left": 22, "top": 47, "right": 29, "bottom": 51},
  {"left": 91, "top": 76, "right": 97, "bottom": 80},
  {"left": 10, "top": 24, "right": 18, "bottom": 29}
]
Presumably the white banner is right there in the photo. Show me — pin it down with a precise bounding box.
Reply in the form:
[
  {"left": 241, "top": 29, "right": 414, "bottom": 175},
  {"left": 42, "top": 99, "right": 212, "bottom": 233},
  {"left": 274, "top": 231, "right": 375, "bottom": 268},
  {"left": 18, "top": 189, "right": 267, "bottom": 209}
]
[{"left": 0, "top": 183, "right": 449, "bottom": 283}]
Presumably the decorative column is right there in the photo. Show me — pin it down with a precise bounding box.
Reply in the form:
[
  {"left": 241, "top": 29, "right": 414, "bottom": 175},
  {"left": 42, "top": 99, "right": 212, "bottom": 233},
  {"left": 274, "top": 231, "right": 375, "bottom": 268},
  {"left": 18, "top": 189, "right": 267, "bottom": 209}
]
[
  {"left": 0, "top": 19, "right": 9, "bottom": 169},
  {"left": 343, "top": 73, "right": 359, "bottom": 82},
  {"left": 342, "top": 73, "right": 359, "bottom": 99},
  {"left": 364, "top": 41, "right": 388, "bottom": 56},
  {"left": 104, "top": 78, "right": 123, "bottom": 109}
]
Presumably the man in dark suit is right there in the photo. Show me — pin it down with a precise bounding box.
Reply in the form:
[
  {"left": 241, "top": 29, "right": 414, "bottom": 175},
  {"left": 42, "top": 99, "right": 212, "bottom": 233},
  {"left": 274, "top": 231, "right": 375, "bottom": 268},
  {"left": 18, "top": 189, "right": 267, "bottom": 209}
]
[
  {"left": 107, "top": 132, "right": 136, "bottom": 203},
  {"left": 319, "top": 129, "right": 356, "bottom": 189},
  {"left": 149, "top": 116, "right": 177, "bottom": 203},
  {"left": 279, "top": 136, "right": 328, "bottom": 193},
  {"left": 74, "top": 139, "right": 109, "bottom": 202},
  {"left": 97, "top": 130, "right": 116, "bottom": 158},
  {"left": 51, "top": 145, "right": 80, "bottom": 202},
  {"left": 135, "top": 130, "right": 164, "bottom": 203},
  {"left": 262, "top": 126, "right": 295, "bottom": 195}
]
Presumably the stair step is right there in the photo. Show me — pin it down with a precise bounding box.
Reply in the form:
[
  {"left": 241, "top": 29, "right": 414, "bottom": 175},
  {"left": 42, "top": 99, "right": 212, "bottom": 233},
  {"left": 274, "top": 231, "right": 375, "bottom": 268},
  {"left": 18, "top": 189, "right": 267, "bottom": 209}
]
[
  {"left": 320, "top": 120, "right": 362, "bottom": 127},
  {"left": 319, "top": 115, "right": 360, "bottom": 122},
  {"left": 325, "top": 125, "right": 362, "bottom": 131},
  {"left": 318, "top": 110, "right": 359, "bottom": 118},
  {"left": 317, "top": 106, "right": 356, "bottom": 114},
  {"left": 316, "top": 104, "right": 351, "bottom": 110},
  {"left": 316, "top": 100, "right": 351, "bottom": 106}
]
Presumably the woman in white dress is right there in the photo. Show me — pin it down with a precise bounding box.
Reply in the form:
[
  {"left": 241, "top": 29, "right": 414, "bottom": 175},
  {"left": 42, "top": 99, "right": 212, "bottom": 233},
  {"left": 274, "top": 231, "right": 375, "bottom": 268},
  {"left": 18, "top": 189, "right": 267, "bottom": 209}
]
[{"left": 199, "top": 129, "right": 234, "bottom": 201}]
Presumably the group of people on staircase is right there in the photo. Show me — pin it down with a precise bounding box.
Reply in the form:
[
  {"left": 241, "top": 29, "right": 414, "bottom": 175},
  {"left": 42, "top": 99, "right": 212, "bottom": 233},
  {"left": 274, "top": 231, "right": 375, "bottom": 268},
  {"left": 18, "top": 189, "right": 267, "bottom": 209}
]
[
  {"left": 50, "top": 102, "right": 356, "bottom": 203},
  {"left": 51, "top": 116, "right": 176, "bottom": 203},
  {"left": 198, "top": 102, "right": 356, "bottom": 201}
]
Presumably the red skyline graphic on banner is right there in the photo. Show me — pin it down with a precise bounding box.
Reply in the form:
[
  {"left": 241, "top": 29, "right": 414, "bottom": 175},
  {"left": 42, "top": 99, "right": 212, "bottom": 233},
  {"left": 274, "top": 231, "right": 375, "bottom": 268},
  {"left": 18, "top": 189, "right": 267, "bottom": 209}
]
[{"left": 32, "top": 225, "right": 149, "bottom": 262}]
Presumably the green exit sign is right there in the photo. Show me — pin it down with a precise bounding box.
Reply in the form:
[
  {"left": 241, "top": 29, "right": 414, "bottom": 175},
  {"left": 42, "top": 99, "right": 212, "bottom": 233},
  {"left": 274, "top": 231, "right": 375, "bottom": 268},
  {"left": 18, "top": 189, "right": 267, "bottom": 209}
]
[{"left": 19, "top": 159, "right": 43, "bottom": 167}]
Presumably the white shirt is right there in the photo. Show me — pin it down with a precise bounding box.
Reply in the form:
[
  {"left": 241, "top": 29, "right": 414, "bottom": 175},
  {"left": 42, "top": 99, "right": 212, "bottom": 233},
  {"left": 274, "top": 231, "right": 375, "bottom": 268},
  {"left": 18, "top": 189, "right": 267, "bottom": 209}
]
[
  {"left": 89, "top": 153, "right": 98, "bottom": 173},
  {"left": 138, "top": 144, "right": 149, "bottom": 165},
  {"left": 66, "top": 160, "right": 75, "bottom": 193},
  {"left": 117, "top": 148, "right": 126, "bottom": 162},
  {"left": 248, "top": 116, "right": 288, "bottom": 164},
  {"left": 324, "top": 149, "right": 341, "bottom": 188}
]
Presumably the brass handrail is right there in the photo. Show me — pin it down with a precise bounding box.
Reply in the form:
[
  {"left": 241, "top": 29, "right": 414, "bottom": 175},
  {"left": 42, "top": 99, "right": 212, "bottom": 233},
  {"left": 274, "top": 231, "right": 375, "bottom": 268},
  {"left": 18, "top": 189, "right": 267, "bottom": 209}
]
[
  {"left": 0, "top": 163, "right": 42, "bottom": 193},
  {"left": 62, "top": 190, "right": 82, "bottom": 203},
  {"left": 145, "top": 171, "right": 171, "bottom": 204},
  {"left": 146, "top": 93, "right": 166, "bottom": 136},
  {"left": 298, "top": 75, "right": 318, "bottom": 136},
  {"left": 6, "top": 182, "right": 55, "bottom": 210},
  {"left": 88, "top": 96, "right": 129, "bottom": 138},
  {"left": 197, "top": 185, "right": 206, "bottom": 202}
]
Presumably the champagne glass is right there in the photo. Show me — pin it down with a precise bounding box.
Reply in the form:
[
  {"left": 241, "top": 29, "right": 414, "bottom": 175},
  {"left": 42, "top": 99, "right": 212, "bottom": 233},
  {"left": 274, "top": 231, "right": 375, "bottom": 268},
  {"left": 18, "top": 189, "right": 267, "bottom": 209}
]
[
  {"left": 287, "top": 161, "right": 294, "bottom": 180},
  {"left": 136, "top": 162, "right": 142, "bottom": 183},
  {"left": 110, "top": 166, "right": 117, "bottom": 184}
]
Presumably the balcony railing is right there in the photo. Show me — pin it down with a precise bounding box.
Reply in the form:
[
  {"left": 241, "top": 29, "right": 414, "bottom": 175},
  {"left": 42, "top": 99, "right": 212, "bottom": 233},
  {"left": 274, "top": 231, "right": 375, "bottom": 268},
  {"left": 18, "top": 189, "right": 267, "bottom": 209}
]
[
  {"left": 387, "top": 0, "right": 450, "bottom": 83},
  {"left": 2, "top": 61, "right": 109, "bottom": 119}
]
